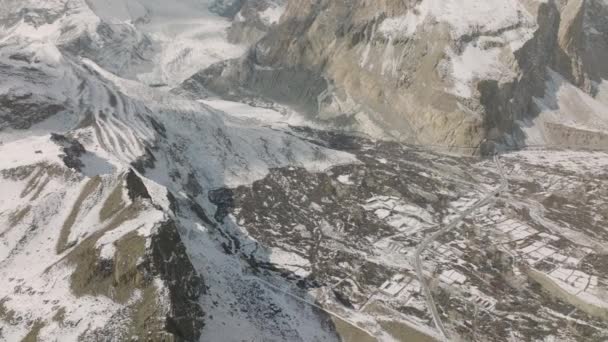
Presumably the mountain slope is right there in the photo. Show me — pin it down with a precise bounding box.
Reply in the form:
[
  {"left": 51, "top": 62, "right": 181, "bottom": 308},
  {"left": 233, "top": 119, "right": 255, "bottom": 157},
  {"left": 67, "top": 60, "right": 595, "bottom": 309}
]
[
  {"left": 179, "top": 0, "right": 608, "bottom": 153},
  {"left": 0, "top": 1, "right": 354, "bottom": 340}
]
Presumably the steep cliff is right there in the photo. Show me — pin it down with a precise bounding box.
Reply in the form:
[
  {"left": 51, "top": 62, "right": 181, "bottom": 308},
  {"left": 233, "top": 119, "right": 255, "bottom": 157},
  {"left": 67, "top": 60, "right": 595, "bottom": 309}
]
[{"left": 180, "top": 0, "right": 608, "bottom": 153}]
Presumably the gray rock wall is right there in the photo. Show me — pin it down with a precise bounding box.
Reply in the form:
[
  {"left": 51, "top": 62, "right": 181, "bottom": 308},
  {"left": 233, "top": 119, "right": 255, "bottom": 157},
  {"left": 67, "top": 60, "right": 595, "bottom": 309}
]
[{"left": 180, "top": 0, "right": 608, "bottom": 153}]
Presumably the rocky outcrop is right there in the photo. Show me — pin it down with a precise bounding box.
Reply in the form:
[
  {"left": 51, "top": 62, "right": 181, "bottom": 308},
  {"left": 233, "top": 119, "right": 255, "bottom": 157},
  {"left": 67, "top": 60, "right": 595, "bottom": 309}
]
[
  {"left": 70, "top": 218, "right": 205, "bottom": 342},
  {"left": 555, "top": 0, "right": 608, "bottom": 94},
  {"left": 0, "top": 94, "right": 65, "bottom": 130},
  {"left": 50, "top": 134, "right": 87, "bottom": 171},
  {"left": 148, "top": 220, "right": 206, "bottom": 342}
]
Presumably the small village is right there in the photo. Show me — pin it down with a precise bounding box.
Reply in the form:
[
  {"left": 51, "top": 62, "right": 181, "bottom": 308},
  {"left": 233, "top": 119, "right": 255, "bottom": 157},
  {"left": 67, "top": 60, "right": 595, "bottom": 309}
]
[{"left": 214, "top": 134, "right": 608, "bottom": 341}]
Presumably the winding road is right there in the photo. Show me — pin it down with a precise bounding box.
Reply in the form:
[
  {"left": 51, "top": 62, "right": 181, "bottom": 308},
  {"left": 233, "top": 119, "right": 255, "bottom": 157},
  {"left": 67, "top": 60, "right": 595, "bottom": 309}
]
[
  {"left": 229, "top": 154, "right": 510, "bottom": 342},
  {"left": 413, "top": 154, "right": 509, "bottom": 341}
]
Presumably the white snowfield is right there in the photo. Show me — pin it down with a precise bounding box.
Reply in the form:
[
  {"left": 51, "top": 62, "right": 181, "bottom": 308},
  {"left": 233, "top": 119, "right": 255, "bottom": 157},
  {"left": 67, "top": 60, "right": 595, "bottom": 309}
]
[{"left": 0, "top": 162, "right": 167, "bottom": 340}]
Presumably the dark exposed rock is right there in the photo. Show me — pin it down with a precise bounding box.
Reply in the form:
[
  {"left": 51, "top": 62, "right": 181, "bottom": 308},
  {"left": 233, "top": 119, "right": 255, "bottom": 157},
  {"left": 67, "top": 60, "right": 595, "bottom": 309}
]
[
  {"left": 189, "top": 200, "right": 216, "bottom": 227},
  {"left": 131, "top": 147, "right": 158, "bottom": 174},
  {"left": 150, "top": 221, "right": 206, "bottom": 342},
  {"left": 185, "top": 173, "right": 204, "bottom": 197},
  {"left": 167, "top": 191, "right": 179, "bottom": 214},
  {"left": 149, "top": 116, "right": 167, "bottom": 139},
  {"left": 208, "top": 188, "right": 236, "bottom": 222},
  {"left": 50, "top": 133, "right": 86, "bottom": 171},
  {"left": 126, "top": 169, "right": 152, "bottom": 201}
]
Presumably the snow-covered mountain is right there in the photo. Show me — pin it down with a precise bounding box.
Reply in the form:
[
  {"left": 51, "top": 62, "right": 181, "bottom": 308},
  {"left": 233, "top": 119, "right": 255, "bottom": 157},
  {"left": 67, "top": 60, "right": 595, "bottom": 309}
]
[
  {"left": 1, "top": 1, "right": 608, "bottom": 341},
  {"left": 181, "top": 0, "right": 608, "bottom": 152},
  {"left": 0, "top": 1, "right": 352, "bottom": 340}
]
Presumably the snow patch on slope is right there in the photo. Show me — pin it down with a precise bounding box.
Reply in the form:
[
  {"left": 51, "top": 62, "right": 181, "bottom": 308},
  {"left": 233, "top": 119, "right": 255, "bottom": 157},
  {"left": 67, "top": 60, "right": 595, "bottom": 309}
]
[
  {"left": 0, "top": 164, "right": 168, "bottom": 340},
  {"left": 379, "top": 0, "right": 534, "bottom": 39},
  {"left": 0, "top": 40, "right": 80, "bottom": 103},
  {"left": 1, "top": 0, "right": 245, "bottom": 87},
  {"left": 378, "top": 0, "right": 537, "bottom": 98},
  {"left": 521, "top": 70, "right": 608, "bottom": 144},
  {"left": 179, "top": 216, "right": 340, "bottom": 341},
  {"left": 81, "top": 57, "right": 356, "bottom": 187},
  {"left": 198, "top": 98, "right": 305, "bottom": 125}
]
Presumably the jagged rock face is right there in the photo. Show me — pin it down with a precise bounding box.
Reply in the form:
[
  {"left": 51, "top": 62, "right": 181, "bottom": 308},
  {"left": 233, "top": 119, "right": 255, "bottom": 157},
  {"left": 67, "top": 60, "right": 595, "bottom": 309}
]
[
  {"left": 180, "top": 0, "right": 608, "bottom": 152},
  {"left": 149, "top": 220, "right": 205, "bottom": 341},
  {"left": 555, "top": 0, "right": 608, "bottom": 93}
]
